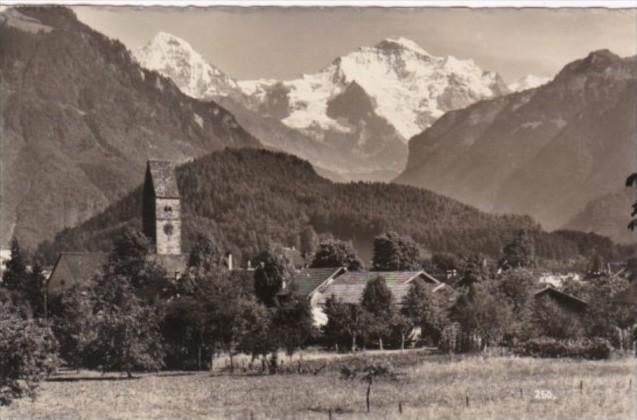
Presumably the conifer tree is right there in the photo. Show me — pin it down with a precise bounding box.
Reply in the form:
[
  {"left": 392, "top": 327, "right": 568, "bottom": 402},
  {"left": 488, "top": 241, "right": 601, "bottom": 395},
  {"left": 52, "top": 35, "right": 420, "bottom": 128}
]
[{"left": 2, "top": 238, "right": 28, "bottom": 292}]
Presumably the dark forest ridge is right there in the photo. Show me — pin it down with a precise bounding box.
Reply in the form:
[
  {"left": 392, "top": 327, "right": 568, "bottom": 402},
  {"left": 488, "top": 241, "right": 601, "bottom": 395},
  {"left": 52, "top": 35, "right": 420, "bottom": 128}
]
[{"left": 39, "top": 148, "right": 634, "bottom": 266}]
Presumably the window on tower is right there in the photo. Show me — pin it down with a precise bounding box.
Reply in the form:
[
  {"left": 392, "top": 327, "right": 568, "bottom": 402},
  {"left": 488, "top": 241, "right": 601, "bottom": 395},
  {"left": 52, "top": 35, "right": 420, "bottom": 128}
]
[{"left": 164, "top": 206, "right": 172, "bottom": 212}]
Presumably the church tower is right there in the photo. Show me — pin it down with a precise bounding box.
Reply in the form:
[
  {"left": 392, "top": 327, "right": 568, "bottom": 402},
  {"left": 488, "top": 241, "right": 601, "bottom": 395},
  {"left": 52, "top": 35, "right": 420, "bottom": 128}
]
[{"left": 142, "top": 160, "right": 181, "bottom": 255}]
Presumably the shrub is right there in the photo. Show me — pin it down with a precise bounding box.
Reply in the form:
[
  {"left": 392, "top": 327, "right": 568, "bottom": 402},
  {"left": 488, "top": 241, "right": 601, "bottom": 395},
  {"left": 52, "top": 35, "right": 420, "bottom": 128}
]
[
  {"left": 0, "top": 302, "right": 58, "bottom": 406},
  {"left": 516, "top": 337, "right": 611, "bottom": 360}
]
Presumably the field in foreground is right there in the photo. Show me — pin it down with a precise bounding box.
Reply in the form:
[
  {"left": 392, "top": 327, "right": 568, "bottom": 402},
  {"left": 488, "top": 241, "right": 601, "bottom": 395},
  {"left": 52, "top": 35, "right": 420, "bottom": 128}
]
[{"left": 2, "top": 353, "right": 636, "bottom": 420}]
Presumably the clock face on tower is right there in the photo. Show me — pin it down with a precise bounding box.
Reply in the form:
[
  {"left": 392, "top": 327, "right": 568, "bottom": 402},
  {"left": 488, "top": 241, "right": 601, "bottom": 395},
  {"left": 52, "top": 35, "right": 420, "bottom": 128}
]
[{"left": 163, "top": 223, "right": 174, "bottom": 236}]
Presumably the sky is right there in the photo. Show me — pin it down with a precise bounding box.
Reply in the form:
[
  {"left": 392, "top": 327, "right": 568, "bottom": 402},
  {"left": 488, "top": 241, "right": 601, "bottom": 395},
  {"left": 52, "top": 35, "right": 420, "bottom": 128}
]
[{"left": 73, "top": 6, "right": 637, "bottom": 83}]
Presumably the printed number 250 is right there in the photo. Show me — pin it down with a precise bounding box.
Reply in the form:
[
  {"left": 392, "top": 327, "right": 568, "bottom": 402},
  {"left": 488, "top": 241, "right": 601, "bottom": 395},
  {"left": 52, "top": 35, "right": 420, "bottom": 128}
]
[{"left": 534, "top": 390, "right": 556, "bottom": 400}]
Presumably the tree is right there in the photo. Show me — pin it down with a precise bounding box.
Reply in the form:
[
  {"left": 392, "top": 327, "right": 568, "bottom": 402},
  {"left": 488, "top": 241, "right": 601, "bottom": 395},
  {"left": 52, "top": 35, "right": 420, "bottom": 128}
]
[
  {"left": 499, "top": 230, "right": 535, "bottom": 270},
  {"left": 340, "top": 361, "right": 396, "bottom": 413},
  {"left": 310, "top": 239, "right": 363, "bottom": 271},
  {"left": 401, "top": 280, "right": 448, "bottom": 346},
  {"left": 268, "top": 295, "right": 315, "bottom": 372},
  {"left": 50, "top": 286, "right": 98, "bottom": 369},
  {"left": 187, "top": 234, "right": 224, "bottom": 276},
  {"left": 198, "top": 271, "right": 253, "bottom": 373},
  {"left": 107, "top": 227, "right": 169, "bottom": 299},
  {"left": 495, "top": 269, "right": 536, "bottom": 342},
  {"left": 2, "top": 238, "right": 28, "bottom": 292},
  {"left": 451, "top": 281, "right": 515, "bottom": 348},
  {"left": 237, "top": 299, "right": 276, "bottom": 371},
  {"left": 25, "top": 258, "right": 47, "bottom": 318},
  {"left": 457, "top": 254, "right": 490, "bottom": 289},
  {"left": 389, "top": 311, "right": 412, "bottom": 350},
  {"left": 580, "top": 275, "right": 636, "bottom": 347},
  {"left": 323, "top": 296, "right": 366, "bottom": 352},
  {"left": 91, "top": 272, "right": 165, "bottom": 377},
  {"left": 627, "top": 172, "right": 637, "bottom": 231},
  {"left": 0, "top": 300, "right": 58, "bottom": 406},
  {"left": 372, "top": 231, "right": 422, "bottom": 271},
  {"left": 1, "top": 238, "right": 46, "bottom": 315},
  {"left": 90, "top": 229, "right": 166, "bottom": 377},
  {"left": 322, "top": 294, "right": 350, "bottom": 350},
  {"left": 253, "top": 250, "right": 291, "bottom": 306},
  {"left": 299, "top": 226, "right": 319, "bottom": 258},
  {"left": 360, "top": 276, "right": 394, "bottom": 349}
]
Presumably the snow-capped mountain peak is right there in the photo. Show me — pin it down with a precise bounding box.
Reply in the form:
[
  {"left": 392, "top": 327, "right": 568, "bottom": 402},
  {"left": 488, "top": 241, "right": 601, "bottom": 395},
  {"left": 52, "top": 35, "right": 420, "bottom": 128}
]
[
  {"left": 376, "top": 37, "right": 431, "bottom": 57},
  {"left": 136, "top": 32, "right": 509, "bottom": 141},
  {"left": 134, "top": 32, "right": 239, "bottom": 98},
  {"left": 508, "top": 74, "right": 551, "bottom": 92},
  {"left": 238, "top": 37, "right": 508, "bottom": 139}
]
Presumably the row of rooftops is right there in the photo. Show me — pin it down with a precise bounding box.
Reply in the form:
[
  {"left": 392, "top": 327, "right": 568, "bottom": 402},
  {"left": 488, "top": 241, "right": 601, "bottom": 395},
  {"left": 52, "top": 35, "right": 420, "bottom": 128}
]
[{"left": 42, "top": 252, "right": 620, "bottom": 311}]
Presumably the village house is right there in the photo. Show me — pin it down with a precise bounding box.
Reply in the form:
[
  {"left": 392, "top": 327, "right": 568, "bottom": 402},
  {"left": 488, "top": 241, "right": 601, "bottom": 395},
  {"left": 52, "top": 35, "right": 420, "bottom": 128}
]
[
  {"left": 533, "top": 285, "right": 589, "bottom": 315},
  {"left": 283, "top": 268, "right": 451, "bottom": 326}
]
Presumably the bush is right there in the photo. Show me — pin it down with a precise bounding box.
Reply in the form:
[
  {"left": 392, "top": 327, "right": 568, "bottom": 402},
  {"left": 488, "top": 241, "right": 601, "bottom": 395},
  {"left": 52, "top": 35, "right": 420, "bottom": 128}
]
[
  {"left": 516, "top": 337, "right": 611, "bottom": 360},
  {"left": 0, "top": 302, "right": 58, "bottom": 406}
]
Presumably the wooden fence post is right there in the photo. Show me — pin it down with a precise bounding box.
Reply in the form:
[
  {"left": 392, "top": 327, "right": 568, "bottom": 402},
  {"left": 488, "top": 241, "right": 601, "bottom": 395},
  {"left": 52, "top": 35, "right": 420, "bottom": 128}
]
[
  {"left": 465, "top": 395, "right": 469, "bottom": 407},
  {"left": 580, "top": 380, "right": 583, "bottom": 394},
  {"left": 398, "top": 401, "right": 403, "bottom": 414}
]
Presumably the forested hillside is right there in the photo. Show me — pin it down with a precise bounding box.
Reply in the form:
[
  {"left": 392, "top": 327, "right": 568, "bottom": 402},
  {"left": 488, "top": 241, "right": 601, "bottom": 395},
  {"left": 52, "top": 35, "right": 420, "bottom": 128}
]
[{"left": 38, "top": 149, "right": 633, "bottom": 266}]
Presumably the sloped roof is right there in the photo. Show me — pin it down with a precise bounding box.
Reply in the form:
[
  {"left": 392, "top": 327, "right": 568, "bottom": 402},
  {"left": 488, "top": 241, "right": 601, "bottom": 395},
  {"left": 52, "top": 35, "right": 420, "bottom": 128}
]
[
  {"left": 48, "top": 252, "right": 108, "bottom": 293},
  {"left": 48, "top": 252, "right": 190, "bottom": 294},
  {"left": 288, "top": 267, "right": 345, "bottom": 296},
  {"left": 316, "top": 270, "right": 443, "bottom": 306},
  {"left": 332, "top": 270, "right": 439, "bottom": 286},
  {"left": 534, "top": 286, "right": 588, "bottom": 312},
  {"left": 147, "top": 160, "right": 180, "bottom": 198}
]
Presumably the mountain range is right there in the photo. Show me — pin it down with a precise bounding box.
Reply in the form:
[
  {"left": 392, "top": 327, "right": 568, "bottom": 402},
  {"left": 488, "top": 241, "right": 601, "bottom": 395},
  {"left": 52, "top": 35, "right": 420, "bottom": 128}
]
[
  {"left": 396, "top": 49, "right": 637, "bottom": 243},
  {"left": 134, "top": 33, "right": 509, "bottom": 181},
  {"left": 1, "top": 6, "right": 634, "bottom": 251},
  {"left": 0, "top": 7, "right": 259, "bottom": 249}
]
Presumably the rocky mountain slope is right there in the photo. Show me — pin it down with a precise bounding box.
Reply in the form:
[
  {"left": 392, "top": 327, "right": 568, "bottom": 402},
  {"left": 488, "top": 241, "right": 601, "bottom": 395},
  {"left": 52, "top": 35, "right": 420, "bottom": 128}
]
[
  {"left": 396, "top": 50, "right": 637, "bottom": 243},
  {"left": 565, "top": 189, "right": 637, "bottom": 244},
  {"left": 135, "top": 34, "right": 509, "bottom": 181},
  {"left": 508, "top": 74, "right": 550, "bottom": 92},
  {"left": 0, "top": 7, "right": 260, "bottom": 249}
]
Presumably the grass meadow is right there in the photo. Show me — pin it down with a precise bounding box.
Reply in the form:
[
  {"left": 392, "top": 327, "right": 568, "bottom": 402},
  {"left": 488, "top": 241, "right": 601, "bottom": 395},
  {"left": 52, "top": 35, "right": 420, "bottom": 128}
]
[{"left": 2, "top": 351, "right": 636, "bottom": 420}]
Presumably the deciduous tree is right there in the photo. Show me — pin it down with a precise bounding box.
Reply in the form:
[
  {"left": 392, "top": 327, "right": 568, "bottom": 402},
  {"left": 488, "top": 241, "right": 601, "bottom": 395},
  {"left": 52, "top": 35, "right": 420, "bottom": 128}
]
[
  {"left": 360, "top": 276, "right": 394, "bottom": 349},
  {"left": 253, "top": 249, "right": 292, "bottom": 306},
  {"left": 372, "top": 231, "right": 422, "bottom": 271},
  {"left": 0, "top": 300, "right": 58, "bottom": 406},
  {"left": 310, "top": 239, "right": 363, "bottom": 271},
  {"left": 401, "top": 280, "right": 449, "bottom": 346}
]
